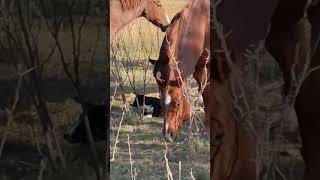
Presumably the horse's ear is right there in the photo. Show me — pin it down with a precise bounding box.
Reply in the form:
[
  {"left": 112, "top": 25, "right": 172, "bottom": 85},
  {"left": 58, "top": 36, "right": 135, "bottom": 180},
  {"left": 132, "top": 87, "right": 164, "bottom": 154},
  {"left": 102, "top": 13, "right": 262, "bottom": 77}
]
[
  {"left": 155, "top": 77, "right": 165, "bottom": 85},
  {"left": 149, "top": 58, "right": 157, "bottom": 65}
]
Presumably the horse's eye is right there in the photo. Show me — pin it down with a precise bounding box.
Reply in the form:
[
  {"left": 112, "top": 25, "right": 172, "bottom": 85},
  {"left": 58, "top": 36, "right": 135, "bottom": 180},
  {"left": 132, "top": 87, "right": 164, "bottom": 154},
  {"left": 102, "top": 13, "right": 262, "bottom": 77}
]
[{"left": 175, "top": 101, "right": 180, "bottom": 108}]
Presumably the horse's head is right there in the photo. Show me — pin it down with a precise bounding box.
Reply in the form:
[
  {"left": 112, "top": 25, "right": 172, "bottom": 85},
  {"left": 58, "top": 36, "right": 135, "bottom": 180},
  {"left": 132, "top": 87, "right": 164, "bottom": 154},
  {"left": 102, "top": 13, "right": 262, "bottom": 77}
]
[
  {"left": 149, "top": 11, "right": 188, "bottom": 141},
  {"left": 142, "top": 0, "right": 170, "bottom": 32},
  {"left": 149, "top": 58, "right": 190, "bottom": 142}
]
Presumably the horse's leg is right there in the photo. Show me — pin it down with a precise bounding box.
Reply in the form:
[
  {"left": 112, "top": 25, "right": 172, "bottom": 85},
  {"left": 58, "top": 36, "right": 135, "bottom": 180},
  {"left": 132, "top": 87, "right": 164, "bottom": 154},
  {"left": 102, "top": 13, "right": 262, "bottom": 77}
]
[
  {"left": 210, "top": 76, "right": 256, "bottom": 180},
  {"left": 193, "top": 55, "right": 210, "bottom": 134},
  {"left": 296, "top": 70, "right": 320, "bottom": 180},
  {"left": 295, "top": 6, "right": 320, "bottom": 180}
]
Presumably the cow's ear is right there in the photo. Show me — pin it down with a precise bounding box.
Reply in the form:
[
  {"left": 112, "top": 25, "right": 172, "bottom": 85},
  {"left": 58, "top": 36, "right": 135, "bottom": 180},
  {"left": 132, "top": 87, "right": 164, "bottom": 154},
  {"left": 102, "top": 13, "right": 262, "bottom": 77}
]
[{"left": 149, "top": 58, "right": 157, "bottom": 65}]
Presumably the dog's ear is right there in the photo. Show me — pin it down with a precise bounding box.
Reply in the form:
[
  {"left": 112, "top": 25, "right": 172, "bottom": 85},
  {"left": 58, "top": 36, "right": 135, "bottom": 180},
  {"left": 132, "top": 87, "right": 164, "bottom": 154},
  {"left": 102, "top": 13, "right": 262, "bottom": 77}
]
[{"left": 149, "top": 58, "right": 157, "bottom": 65}]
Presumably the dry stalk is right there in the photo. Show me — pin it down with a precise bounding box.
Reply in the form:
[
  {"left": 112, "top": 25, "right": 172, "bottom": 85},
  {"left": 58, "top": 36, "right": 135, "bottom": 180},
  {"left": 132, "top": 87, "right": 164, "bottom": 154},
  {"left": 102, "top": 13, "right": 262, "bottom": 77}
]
[
  {"left": 179, "top": 161, "right": 181, "bottom": 180},
  {"left": 111, "top": 112, "right": 125, "bottom": 161},
  {"left": 110, "top": 82, "right": 120, "bottom": 111},
  {"left": 37, "top": 158, "right": 46, "bottom": 180},
  {"left": 127, "top": 134, "right": 137, "bottom": 180},
  {"left": 164, "top": 142, "right": 173, "bottom": 180},
  {"left": 189, "top": 168, "right": 196, "bottom": 180}
]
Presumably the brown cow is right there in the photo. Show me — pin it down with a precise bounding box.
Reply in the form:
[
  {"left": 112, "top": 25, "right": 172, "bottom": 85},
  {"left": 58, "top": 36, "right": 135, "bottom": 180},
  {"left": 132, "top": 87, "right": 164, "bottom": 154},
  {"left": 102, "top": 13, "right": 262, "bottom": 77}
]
[
  {"left": 212, "top": 0, "right": 320, "bottom": 179},
  {"left": 110, "top": 0, "right": 170, "bottom": 42},
  {"left": 149, "top": 0, "right": 210, "bottom": 142}
]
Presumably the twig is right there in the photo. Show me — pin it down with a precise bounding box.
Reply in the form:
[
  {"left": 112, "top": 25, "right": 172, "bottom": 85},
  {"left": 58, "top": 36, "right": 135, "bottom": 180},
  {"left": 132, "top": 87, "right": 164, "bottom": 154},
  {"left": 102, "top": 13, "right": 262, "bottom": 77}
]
[
  {"left": 127, "top": 134, "right": 137, "bottom": 180},
  {"left": 164, "top": 142, "right": 173, "bottom": 180},
  {"left": 110, "top": 82, "right": 120, "bottom": 111},
  {"left": 37, "top": 158, "right": 46, "bottom": 180},
  {"left": 179, "top": 161, "right": 181, "bottom": 180},
  {"left": 0, "top": 66, "right": 35, "bottom": 159},
  {"left": 190, "top": 168, "right": 196, "bottom": 180},
  {"left": 111, "top": 112, "right": 125, "bottom": 161},
  {"left": 274, "top": 165, "right": 287, "bottom": 180}
]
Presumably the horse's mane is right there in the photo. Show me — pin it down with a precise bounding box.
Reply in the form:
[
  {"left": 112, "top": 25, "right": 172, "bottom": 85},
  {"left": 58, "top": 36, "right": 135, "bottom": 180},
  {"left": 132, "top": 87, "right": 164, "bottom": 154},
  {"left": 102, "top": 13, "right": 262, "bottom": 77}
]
[
  {"left": 119, "top": 0, "right": 162, "bottom": 11},
  {"left": 175, "top": 0, "right": 209, "bottom": 53},
  {"left": 175, "top": 2, "right": 192, "bottom": 54},
  {"left": 119, "top": 0, "right": 140, "bottom": 10}
]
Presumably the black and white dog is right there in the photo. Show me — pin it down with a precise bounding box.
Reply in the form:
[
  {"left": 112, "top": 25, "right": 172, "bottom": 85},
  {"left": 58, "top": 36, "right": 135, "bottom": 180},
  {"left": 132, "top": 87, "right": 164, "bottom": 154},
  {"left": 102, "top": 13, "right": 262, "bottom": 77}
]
[
  {"left": 64, "top": 101, "right": 107, "bottom": 144},
  {"left": 130, "top": 94, "right": 161, "bottom": 117}
]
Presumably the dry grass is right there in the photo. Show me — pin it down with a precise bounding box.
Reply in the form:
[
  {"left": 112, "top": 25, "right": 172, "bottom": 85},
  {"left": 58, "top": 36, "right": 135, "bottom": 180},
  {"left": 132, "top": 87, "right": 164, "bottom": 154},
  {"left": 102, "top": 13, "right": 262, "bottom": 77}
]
[{"left": 110, "top": 110, "right": 209, "bottom": 180}]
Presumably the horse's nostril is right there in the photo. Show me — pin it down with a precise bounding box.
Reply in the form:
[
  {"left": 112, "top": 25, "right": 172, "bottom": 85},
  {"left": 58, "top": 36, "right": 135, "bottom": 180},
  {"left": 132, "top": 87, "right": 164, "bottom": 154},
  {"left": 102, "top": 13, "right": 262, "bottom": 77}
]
[
  {"left": 169, "top": 132, "right": 174, "bottom": 141},
  {"left": 163, "top": 130, "right": 174, "bottom": 142},
  {"left": 169, "top": 132, "right": 174, "bottom": 138}
]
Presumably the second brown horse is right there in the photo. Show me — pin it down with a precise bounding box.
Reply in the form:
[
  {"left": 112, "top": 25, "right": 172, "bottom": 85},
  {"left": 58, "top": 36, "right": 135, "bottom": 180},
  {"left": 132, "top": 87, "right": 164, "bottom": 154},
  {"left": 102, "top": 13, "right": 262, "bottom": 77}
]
[{"left": 110, "top": 0, "right": 170, "bottom": 42}]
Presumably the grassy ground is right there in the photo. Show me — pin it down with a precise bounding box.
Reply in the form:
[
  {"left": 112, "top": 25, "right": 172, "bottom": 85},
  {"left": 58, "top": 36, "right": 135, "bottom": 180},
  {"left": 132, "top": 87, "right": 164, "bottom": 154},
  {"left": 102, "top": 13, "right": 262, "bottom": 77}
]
[
  {"left": 110, "top": 0, "right": 210, "bottom": 179},
  {"left": 0, "top": 16, "right": 106, "bottom": 180},
  {"left": 110, "top": 94, "right": 209, "bottom": 180}
]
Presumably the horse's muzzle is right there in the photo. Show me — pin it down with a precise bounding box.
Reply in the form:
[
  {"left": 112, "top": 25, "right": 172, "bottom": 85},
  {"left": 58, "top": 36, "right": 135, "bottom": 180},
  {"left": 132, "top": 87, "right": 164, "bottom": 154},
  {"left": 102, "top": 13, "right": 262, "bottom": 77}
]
[{"left": 163, "top": 129, "right": 175, "bottom": 142}]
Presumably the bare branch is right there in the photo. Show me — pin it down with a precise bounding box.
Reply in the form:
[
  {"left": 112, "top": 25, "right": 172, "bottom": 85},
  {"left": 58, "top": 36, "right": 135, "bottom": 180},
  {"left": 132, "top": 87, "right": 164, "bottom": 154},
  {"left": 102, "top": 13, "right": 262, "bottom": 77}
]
[{"left": 0, "top": 65, "right": 36, "bottom": 158}]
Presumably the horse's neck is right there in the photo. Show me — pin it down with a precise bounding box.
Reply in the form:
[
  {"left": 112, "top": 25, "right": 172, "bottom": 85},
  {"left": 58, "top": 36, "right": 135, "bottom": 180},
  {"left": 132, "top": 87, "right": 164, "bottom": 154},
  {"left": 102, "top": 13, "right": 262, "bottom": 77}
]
[
  {"left": 110, "top": 1, "right": 144, "bottom": 40},
  {"left": 175, "top": 0, "right": 210, "bottom": 78}
]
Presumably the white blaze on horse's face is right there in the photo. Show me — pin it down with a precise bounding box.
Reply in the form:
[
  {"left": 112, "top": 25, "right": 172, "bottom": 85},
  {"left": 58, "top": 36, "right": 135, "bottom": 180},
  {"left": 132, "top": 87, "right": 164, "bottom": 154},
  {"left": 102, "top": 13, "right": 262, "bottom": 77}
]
[
  {"left": 156, "top": 71, "right": 161, "bottom": 78},
  {"left": 165, "top": 117, "right": 169, "bottom": 131},
  {"left": 164, "top": 93, "right": 172, "bottom": 106}
]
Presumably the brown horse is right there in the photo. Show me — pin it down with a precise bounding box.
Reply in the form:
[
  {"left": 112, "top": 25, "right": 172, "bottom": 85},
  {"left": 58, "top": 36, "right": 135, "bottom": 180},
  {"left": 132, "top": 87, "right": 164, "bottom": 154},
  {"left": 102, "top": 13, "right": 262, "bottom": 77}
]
[
  {"left": 212, "top": 0, "right": 320, "bottom": 179},
  {"left": 149, "top": 0, "right": 210, "bottom": 142},
  {"left": 110, "top": 0, "right": 170, "bottom": 41}
]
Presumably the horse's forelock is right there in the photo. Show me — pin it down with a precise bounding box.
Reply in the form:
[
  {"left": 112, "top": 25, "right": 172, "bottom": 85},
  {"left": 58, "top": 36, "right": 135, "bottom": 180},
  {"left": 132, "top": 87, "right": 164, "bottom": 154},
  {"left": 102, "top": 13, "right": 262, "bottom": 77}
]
[
  {"left": 152, "top": 0, "right": 162, "bottom": 6},
  {"left": 119, "top": 0, "right": 162, "bottom": 11},
  {"left": 119, "top": 0, "right": 141, "bottom": 10}
]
